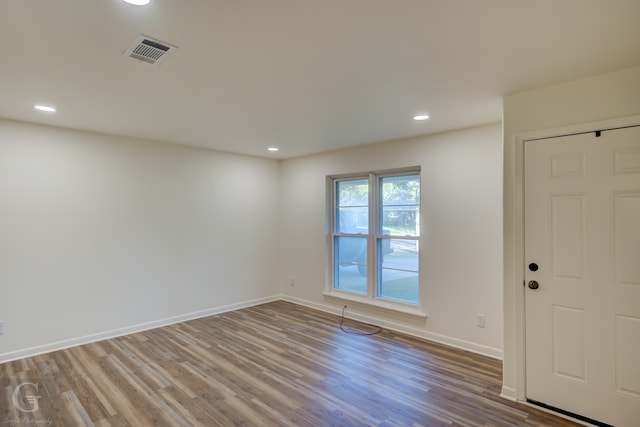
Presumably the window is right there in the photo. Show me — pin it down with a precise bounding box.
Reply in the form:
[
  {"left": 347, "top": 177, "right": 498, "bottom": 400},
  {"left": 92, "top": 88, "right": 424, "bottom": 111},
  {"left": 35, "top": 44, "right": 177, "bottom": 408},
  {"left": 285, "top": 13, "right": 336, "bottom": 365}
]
[{"left": 330, "top": 169, "right": 420, "bottom": 305}]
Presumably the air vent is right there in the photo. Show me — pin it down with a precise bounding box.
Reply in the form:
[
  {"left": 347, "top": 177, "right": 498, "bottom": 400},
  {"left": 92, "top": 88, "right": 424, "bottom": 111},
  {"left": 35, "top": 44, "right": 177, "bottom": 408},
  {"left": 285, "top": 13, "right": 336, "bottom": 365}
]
[{"left": 124, "top": 35, "right": 177, "bottom": 65}]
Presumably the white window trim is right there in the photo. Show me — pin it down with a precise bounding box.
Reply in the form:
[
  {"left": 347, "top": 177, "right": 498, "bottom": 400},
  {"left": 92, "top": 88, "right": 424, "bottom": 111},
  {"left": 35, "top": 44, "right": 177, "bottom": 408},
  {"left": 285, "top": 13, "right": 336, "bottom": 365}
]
[
  {"left": 322, "top": 289, "right": 428, "bottom": 318},
  {"left": 326, "top": 167, "right": 424, "bottom": 316}
]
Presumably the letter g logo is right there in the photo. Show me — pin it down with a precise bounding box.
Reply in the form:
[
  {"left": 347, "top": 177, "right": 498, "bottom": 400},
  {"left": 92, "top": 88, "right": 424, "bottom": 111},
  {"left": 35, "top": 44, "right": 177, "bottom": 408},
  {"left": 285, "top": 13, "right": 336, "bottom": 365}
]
[{"left": 12, "top": 382, "right": 41, "bottom": 413}]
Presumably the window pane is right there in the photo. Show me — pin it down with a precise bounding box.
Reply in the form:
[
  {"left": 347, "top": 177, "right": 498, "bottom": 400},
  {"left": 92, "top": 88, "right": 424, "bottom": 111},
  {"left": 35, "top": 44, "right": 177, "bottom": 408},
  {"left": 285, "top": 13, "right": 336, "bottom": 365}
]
[
  {"left": 337, "top": 178, "right": 369, "bottom": 207},
  {"left": 337, "top": 178, "right": 369, "bottom": 233},
  {"left": 377, "top": 238, "right": 419, "bottom": 304},
  {"left": 380, "top": 174, "right": 420, "bottom": 237},
  {"left": 331, "top": 171, "right": 419, "bottom": 303},
  {"left": 334, "top": 236, "right": 367, "bottom": 294},
  {"left": 336, "top": 206, "right": 368, "bottom": 233}
]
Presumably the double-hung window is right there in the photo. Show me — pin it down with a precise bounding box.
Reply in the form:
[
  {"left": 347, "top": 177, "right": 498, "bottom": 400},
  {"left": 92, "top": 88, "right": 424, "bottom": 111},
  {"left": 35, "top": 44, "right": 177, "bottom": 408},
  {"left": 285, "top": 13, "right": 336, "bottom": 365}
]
[{"left": 330, "top": 169, "right": 420, "bottom": 305}]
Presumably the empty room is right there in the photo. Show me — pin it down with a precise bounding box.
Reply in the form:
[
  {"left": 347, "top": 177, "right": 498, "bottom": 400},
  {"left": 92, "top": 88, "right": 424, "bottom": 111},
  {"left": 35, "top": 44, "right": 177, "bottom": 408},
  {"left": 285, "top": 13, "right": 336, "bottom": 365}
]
[{"left": 1, "top": 1, "right": 639, "bottom": 426}]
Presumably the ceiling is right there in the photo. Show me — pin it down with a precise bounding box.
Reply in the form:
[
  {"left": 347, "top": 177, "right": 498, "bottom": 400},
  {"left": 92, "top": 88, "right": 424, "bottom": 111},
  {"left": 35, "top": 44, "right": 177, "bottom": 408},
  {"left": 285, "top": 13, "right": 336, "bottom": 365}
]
[{"left": 1, "top": 1, "right": 639, "bottom": 159}]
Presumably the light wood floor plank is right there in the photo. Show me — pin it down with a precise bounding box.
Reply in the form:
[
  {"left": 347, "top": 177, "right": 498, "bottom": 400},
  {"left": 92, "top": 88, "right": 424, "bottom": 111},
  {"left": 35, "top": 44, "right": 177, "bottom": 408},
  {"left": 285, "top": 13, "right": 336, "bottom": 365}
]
[{"left": 1, "top": 301, "right": 581, "bottom": 426}]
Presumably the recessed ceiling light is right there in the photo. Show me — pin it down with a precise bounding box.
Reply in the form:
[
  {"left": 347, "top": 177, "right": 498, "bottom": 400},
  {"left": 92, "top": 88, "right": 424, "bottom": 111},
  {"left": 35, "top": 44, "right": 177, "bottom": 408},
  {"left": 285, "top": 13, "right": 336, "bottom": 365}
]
[
  {"left": 34, "top": 105, "right": 56, "bottom": 113},
  {"left": 267, "top": 147, "right": 279, "bottom": 152},
  {"left": 413, "top": 114, "right": 430, "bottom": 121},
  {"left": 122, "top": 0, "right": 150, "bottom": 5}
]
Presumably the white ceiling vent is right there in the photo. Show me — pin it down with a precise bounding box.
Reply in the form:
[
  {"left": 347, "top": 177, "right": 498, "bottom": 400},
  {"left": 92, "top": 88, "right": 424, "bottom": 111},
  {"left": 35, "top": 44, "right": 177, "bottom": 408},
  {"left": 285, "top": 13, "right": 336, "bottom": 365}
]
[{"left": 124, "top": 35, "right": 177, "bottom": 65}]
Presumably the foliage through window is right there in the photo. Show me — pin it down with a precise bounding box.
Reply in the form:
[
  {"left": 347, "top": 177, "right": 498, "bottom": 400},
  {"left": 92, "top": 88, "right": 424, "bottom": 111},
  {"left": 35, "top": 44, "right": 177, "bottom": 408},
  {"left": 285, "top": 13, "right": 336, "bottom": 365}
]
[{"left": 331, "top": 170, "right": 420, "bottom": 304}]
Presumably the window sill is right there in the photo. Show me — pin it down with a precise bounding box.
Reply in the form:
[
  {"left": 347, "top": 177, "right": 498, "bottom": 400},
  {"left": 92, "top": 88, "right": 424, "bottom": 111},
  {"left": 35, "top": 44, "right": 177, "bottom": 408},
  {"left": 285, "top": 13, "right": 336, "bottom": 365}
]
[{"left": 322, "top": 290, "right": 428, "bottom": 318}]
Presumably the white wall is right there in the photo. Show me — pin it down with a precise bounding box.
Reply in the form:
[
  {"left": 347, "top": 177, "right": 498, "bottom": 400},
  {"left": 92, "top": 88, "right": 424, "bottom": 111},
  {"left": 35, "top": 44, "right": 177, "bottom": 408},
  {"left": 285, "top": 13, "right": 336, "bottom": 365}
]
[
  {"left": 0, "top": 119, "right": 281, "bottom": 361},
  {"left": 502, "top": 66, "right": 640, "bottom": 399},
  {"left": 0, "top": 117, "right": 504, "bottom": 362},
  {"left": 280, "top": 123, "right": 504, "bottom": 357}
]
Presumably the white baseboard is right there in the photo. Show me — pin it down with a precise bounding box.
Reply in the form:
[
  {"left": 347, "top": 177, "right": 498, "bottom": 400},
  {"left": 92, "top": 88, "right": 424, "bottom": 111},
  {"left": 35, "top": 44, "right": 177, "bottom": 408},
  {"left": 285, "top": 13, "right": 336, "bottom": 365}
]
[
  {"left": 0, "top": 295, "right": 280, "bottom": 364},
  {"left": 500, "top": 386, "right": 517, "bottom": 401},
  {"left": 281, "top": 295, "right": 503, "bottom": 360},
  {"left": 1, "top": 294, "right": 503, "bottom": 364}
]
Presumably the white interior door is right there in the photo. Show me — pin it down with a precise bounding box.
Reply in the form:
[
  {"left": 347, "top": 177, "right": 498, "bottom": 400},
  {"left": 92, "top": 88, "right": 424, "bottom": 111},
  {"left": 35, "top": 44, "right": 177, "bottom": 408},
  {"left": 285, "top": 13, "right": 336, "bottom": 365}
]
[{"left": 525, "top": 125, "right": 640, "bottom": 427}]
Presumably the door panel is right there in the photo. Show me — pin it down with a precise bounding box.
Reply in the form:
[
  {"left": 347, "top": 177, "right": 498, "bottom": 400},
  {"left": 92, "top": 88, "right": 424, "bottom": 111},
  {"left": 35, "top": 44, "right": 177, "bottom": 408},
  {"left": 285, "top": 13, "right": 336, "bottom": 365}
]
[
  {"left": 614, "top": 193, "right": 640, "bottom": 287},
  {"left": 551, "top": 195, "right": 585, "bottom": 280},
  {"left": 552, "top": 305, "right": 586, "bottom": 382},
  {"left": 525, "top": 125, "right": 640, "bottom": 427},
  {"left": 615, "top": 314, "right": 640, "bottom": 398}
]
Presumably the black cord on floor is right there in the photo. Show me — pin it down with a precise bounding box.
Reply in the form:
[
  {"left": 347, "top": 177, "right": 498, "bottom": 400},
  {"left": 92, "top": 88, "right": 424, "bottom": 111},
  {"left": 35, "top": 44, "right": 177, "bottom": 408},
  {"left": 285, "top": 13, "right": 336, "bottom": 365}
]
[{"left": 339, "top": 305, "right": 382, "bottom": 335}]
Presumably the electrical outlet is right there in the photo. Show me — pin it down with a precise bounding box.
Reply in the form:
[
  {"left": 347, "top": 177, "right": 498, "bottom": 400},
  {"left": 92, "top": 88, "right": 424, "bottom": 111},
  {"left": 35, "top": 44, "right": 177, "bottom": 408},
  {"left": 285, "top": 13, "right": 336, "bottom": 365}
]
[
  {"left": 0, "top": 320, "right": 4, "bottom": 335},
  {"left": 476, "top": 314, "right": 486, "bottom": 328}
]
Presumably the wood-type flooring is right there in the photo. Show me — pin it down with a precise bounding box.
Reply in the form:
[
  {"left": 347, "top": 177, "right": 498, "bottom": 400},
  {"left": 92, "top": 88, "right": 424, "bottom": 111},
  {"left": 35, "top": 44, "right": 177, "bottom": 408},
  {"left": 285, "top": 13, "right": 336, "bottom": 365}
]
[{"left": 0, "top": 300, "right": 581, "bottom": 426}]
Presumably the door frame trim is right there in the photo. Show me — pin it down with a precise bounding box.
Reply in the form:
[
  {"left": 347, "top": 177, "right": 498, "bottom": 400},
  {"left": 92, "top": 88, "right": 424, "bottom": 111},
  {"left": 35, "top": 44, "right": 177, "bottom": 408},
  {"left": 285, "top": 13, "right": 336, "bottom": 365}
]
[{"left": 505, "top": 114, "right": 640, "bottom": 402}]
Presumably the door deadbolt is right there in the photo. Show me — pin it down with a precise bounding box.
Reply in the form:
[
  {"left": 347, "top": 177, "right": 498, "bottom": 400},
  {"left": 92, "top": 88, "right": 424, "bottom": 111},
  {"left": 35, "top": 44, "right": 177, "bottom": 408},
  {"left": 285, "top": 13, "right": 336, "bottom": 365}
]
[{"left": 528, "top": 280, "right": 540, "bottom": 290}]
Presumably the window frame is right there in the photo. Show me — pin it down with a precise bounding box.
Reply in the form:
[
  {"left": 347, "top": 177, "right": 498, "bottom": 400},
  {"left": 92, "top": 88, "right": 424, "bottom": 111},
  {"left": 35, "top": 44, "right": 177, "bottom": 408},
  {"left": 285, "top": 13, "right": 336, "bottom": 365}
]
[{"left": 327, "top": 167, "right": 423, "bottom": 314}]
